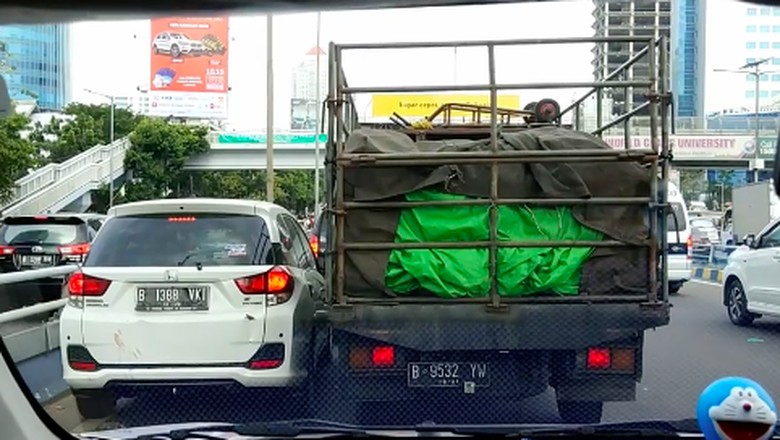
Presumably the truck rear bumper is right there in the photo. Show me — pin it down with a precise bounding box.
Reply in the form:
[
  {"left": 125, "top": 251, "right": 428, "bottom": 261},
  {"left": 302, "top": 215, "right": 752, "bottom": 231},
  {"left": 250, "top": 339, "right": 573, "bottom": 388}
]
[{"left": 321, "top": 302, "right": 669, "bottom": 351}]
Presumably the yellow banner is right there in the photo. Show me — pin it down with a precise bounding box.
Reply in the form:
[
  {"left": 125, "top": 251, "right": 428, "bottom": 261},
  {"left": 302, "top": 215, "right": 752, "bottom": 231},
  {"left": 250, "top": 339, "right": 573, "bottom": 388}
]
[{"left": 371, "top": 94, "right": 521, "bottom": 118}]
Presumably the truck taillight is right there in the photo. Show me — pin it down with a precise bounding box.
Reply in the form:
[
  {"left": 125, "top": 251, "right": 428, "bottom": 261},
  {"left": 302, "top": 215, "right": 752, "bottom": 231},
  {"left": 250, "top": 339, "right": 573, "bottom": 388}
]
[
  {"left": 585, "top": 347, "right": 635, "bottom": 372},
  {"left": 349, "top": 345, "right": 396, "bottom": 369}
]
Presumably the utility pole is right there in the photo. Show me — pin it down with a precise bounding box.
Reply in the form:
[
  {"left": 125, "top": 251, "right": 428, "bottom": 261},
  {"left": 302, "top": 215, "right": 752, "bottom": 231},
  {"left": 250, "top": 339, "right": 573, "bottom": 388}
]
[
  {"left": 314, "top": 12, "right": 322, "bottom": 217},
  {"left": 84, "top": 88, "right": 117, "bottom": 208},
  {"left": 266, "top": 15, "right": 275, "bottom": 203}
]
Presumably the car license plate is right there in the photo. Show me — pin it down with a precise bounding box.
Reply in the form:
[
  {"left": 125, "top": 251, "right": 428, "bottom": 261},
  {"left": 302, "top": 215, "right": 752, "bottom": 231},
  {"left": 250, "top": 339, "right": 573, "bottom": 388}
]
[
  {"left": 135, "top": 286, "right": 209, "bottom": 312},
  {"left": 407, "top": 362, "right": 489, "bottom": 388},
  {"left": 21, "top": 255, "right": 53, "bottom": 266}
]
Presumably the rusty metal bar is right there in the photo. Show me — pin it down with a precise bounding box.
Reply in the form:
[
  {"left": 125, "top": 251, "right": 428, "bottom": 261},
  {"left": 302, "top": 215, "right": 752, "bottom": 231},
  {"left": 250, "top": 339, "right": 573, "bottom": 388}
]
[
  {"left": 487, "top": 43, "right": 500, "bottom": 310},
  {"left": 344, "top": 81, "right": 651, "bottom": 95},
  {"left": 337, "top": 36, "right": 664, "bottom": 50},
  {"left": 592, "top": 101, "right": 652, "bottom": 135},
  {"left": 335, "top": 46, "right": 347, "bottom": 306},
  {"left": 647, "top": 37, "right": 660, "bottom": 303},
  {"left": 324, "top": 42, "right": 338, "bottom": 304},
  {"left": 342, "top": 197, "right": 652, "bottom": 210},
  {"left": 560, "top": 42, "right": 652, "bottom": 117},
  {"left": 338, "top": 155, "right": 657, "bottom": 168},
  {"left": 344, "top": 295, "right": 650, "bottom": 305},
  {"left": 343, "top": 240, "right": 642, "bottom": 251},
  {"left": 658, "top": 35, "right": 670, "bottom": 302},
  {"left": 339, "top": 148, "right": 655, "bottom": 162}
]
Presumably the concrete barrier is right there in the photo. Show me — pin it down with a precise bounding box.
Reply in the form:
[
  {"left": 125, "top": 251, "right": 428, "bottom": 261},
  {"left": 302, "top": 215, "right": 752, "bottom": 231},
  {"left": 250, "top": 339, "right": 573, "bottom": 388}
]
[
  {"left": 689, "top": 243, "right": 738, "bottom": 285},
  {"left": 692, "top": 266, "right": 724, "bottom": 284}
]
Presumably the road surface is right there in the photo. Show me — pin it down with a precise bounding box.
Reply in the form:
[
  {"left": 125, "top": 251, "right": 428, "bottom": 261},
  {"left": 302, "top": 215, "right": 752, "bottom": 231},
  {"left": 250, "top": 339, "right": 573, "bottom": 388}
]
[{"left": 40, "top": 280, "right": 780, "bottom": 434}]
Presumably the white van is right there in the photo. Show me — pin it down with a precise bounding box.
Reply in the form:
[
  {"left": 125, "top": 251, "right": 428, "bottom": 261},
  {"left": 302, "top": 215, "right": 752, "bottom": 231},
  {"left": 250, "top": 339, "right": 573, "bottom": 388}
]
[{"left": 666, "top": 182, "right": 691, "bottom": 294}]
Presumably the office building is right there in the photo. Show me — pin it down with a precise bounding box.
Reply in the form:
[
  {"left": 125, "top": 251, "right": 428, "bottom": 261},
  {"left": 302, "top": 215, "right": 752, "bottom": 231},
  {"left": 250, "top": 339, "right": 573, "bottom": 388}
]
[
  {"left": 591, "top": 0, "right": 704, "bottom": 124},
  {"left": 290, "top": 46, "right": 327, "bottom": 130},
  {"left": 0, "top": 24, "right": 70, "bottom": 111},
  {"left": 741, "top": 5, "right": 780, "bottom": 103}
]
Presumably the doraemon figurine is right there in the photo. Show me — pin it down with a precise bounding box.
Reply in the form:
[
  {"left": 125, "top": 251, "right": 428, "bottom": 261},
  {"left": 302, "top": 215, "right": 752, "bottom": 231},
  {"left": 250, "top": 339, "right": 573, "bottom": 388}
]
[{"left": 697, "top": 377, "right": 777, "bottom": 440}]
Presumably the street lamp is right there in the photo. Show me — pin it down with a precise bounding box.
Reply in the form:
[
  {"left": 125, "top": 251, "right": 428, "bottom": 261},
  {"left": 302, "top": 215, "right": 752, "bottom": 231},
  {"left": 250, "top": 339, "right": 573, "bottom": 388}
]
[
  {"left": 266, "top": 15, "right": 275, "bottom": 203},
  {"left": 84, "top": 88, "right": 116, "bottom": 208},
  {"left": 714, "top": 57, "right": 773, "bottom": 182},
  {"left": 314, "top": 11, "right": 322, "bottom": 218}
]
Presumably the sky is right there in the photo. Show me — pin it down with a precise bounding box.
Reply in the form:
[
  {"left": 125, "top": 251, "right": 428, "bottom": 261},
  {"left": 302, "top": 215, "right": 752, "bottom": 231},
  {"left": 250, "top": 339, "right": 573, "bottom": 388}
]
[{"left": 67, "top": 0, "right": 746, "bottom": 131}]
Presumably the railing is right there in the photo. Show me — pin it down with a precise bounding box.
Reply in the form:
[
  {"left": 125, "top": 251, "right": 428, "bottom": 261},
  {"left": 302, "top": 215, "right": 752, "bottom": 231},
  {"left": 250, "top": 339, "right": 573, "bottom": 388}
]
[
  {"left": 325, "top": 36, "right": 672, "bottom": 307},
  {"left": 3, "top": 138, "right": 129, "bottom": 212},
  {"left": 1, "top": 138, "right": 131, "bottom": 216},
  {"left": 691, "top": 243, "right": 740, "bottom": 268}
]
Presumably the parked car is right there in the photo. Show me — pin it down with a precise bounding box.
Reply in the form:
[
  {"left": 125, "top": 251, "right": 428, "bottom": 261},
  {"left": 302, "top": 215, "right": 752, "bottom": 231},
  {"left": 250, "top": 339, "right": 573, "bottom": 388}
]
[
  {"left": 690, "top": 217, "right": 721, "bottom": 245},
  {"left": 59, "top": 198, "right": 324, "bottom": 419}
]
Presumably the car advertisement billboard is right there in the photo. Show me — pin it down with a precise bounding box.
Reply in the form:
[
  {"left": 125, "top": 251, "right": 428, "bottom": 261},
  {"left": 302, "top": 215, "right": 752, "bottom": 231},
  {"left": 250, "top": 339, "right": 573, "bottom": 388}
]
[{"left": 149, "top": 16, "right": 229, "bottom": 119}]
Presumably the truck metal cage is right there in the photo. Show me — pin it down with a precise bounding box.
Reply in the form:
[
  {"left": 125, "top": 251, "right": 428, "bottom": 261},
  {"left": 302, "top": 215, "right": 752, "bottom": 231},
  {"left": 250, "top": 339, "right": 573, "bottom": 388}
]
[{"left": 324, "top": 36, "right": 672, "bottom": 308}]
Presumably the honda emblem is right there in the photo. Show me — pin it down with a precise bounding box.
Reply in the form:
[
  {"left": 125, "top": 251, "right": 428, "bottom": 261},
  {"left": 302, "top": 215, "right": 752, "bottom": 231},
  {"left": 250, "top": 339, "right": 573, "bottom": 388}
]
[{"left": 164, "top": 270, "right": 178, "bottom": 281}]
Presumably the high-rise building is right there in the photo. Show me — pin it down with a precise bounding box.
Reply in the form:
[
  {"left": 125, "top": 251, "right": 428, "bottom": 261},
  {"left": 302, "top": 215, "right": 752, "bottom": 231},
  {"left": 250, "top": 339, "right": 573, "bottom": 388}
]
[
  {"left": 0, "top": 24, "right": 70, "bottom": 111},
  {"left": 591, "top": 0, "right": 706, "bottom": 124},
  {"left": 671, "top": 0, "right": 706, "bottom": 121},
  {"left": 741, "top": 5, "right": 780, "bottom": 103},
  {"left": 290, "top": 46, "right": 328, "bottom": 131}
]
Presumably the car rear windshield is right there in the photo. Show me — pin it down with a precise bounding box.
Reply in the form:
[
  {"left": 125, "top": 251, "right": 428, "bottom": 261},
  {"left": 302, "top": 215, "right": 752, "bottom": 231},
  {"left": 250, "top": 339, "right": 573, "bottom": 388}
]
[
  {"left": 667, "top": 202, "right": 687, "bottom": 232},
  {"left": 84, "top": 213, "right": 274, "bottom": 267},
  {"left": 0, "top": 217, "right": 85, "bottom": 246}
]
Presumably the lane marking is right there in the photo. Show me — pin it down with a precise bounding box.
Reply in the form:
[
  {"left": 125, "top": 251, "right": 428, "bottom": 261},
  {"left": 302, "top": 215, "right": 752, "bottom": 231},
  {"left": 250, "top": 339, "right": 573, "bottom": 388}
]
[{"left": 690, "top": 279, "right": 722, "bottom": 288}]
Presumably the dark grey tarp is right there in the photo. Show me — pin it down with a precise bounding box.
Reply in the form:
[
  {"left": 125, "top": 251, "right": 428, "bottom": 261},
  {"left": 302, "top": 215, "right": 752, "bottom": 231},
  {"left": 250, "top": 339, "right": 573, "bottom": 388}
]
[{"left": 340, "top": 127, "right": 653, "bottom": 297}]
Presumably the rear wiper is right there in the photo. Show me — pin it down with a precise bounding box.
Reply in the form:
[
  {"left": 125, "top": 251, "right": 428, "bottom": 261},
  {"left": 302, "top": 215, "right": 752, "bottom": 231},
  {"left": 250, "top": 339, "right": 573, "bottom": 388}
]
[{"left": 124, "top": 419, "right": 368, "bottom": 439}]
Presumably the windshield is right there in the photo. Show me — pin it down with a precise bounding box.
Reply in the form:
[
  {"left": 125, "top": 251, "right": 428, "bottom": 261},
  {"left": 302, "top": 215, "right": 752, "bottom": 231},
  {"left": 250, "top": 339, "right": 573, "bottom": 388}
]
[
  {"left": 0, "top": 222, "right": 82, "bottom": 245},
  {"left": 85, "top": 214, "right": 275, "bottom": 267},
  {"left": 4, "top": 1, "right": 780, "bottom": 438}
]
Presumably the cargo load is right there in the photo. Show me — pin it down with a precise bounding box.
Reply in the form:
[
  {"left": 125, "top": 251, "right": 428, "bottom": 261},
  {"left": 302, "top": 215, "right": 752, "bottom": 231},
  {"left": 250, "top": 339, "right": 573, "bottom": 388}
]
[{"left": 340, "top": 126, "right": 652, "bottom": 298}]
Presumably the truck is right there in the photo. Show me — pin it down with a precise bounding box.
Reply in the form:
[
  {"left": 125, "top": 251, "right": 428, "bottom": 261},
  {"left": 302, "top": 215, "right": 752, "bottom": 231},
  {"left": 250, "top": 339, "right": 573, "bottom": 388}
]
[
  {"left": 309, "top": 36, "right": 672, "bottom": 425},
  {"left": 726, "top": 180, "right": 780, "bottom": 245}
]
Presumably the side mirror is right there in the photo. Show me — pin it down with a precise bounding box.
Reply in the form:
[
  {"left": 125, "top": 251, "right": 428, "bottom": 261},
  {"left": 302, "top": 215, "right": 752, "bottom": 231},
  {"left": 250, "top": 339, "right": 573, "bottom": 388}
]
[{"left": 743, "top": 234, "right": 757, "bottom": 248}]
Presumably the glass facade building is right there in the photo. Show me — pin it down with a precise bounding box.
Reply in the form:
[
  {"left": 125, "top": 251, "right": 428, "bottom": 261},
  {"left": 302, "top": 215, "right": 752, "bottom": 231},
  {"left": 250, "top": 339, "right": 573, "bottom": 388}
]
[
  {"left": 671, "top": 0, "right": 705, "bottom": 119},
  {"left": 0, "top": 24, "right": 69, "bottom": 110}
]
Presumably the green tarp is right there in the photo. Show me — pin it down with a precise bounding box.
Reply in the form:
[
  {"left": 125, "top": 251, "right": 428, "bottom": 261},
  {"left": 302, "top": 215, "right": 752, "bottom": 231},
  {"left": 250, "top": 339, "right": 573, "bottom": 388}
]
[{"left": 385, "top": 189, "right": 604, "bottom": 297}]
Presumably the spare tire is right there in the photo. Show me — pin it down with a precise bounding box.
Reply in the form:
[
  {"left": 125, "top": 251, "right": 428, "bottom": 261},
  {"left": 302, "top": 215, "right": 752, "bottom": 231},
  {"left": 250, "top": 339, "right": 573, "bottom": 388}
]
[{"left": 534, "top": 99, "right": 560, "bottom": 123}]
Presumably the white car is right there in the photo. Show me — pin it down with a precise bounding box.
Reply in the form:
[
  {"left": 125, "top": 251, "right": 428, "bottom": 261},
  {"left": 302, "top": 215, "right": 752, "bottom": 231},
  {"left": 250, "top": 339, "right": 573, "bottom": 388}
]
[
  {"left": 59, "top": 198, "right": 324, "bottom": 419},
  {"left": 722, "top": 217, "right": 780, "bottom": 327},
  {"left": 152, "top": 31, "right": 205, "bottom": 57},
  {"left": 665, "top": 183, "right": 692, "bottom": 294}
]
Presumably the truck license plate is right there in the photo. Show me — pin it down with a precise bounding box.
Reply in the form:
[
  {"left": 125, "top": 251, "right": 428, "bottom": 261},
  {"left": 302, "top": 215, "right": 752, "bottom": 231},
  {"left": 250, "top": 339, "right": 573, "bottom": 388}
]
[{"left": 407, "top": 362, "right": 489, "bottom": 388}]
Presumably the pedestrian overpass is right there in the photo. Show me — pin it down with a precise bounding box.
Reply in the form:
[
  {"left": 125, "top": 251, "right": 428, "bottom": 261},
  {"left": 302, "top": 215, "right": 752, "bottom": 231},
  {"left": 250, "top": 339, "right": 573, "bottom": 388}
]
[{"left": 0, "top": 130, "right": 769, "bottom": 217}]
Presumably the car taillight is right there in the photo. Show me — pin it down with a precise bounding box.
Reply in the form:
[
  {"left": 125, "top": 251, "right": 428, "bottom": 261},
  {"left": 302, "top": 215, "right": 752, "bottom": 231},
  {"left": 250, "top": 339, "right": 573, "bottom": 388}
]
[
  {"left": 0, "top": 245, "right": 14, "bottom": 255},
  {"left": 68, "top": 272, "right": 111, "bottom": 297},
  {"left": 59, "top": 243, "right": 91, "bottom": 255},
  {"left": 235, "top": 266, "right": 294, "bottom": 305},
  {"left": 309, "top": 235, "right": 319, "bottom": 255},
  {"left": 686, "top": 234, "right": 693, "bottom": 259}
]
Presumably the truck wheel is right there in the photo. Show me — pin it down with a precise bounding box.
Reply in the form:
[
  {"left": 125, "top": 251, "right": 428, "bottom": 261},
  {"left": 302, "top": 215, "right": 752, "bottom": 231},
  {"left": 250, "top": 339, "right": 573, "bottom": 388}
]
[
  {"left": 726, "top": 279, "right": 755, "bottom": 327},
  {"left": 73, "top": 389, "right": 115, "bottom": 419},
  {"left": 557, "top": 400, "right": 603, "bottom": 424}
]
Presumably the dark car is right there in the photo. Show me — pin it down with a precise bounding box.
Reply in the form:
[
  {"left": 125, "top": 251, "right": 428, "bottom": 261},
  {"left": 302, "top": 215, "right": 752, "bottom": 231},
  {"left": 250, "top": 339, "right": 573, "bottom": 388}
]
[{"left": 0, "top": 214, "right": 103, "bottom": 300}]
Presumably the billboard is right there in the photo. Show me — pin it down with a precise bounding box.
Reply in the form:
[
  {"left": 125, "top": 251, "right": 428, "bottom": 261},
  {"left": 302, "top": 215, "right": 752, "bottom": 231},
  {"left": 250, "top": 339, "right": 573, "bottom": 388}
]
[
  {"left": 290, "top": 98, "right": 319, "bottom": 131},
  {"left": 372, "top": 94, "right": 521, "bottom": 118},
  {"left": 148, "top": 16, "right": 229, "bottom": 119},
  {"left": 601, "top": 135, "right": 757, "bottom": 159}
]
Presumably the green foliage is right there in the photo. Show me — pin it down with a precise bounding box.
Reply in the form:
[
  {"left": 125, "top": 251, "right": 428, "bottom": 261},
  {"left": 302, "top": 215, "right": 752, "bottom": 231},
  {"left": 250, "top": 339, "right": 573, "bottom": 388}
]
[
  {"left": 30, "top": 103, "right": 142, "bottom": 164},
  {"left": 123, "top": 118, "right": 210, "bottom": 202},
  {"left": 0, "top": 113, "right": 36, "bottom": 203}
]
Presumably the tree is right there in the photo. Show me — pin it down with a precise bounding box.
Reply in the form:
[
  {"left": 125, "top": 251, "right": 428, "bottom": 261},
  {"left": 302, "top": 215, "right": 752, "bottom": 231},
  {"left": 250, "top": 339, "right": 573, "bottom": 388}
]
[
  {"left": 122, "top": 118, "right": 210, "bottom": 203},
  {"left": 0, "top": 113, "right": 36, "bottom": 204},
  {"left": 30, "top": 104, "right": 143, "bottom": 165}
]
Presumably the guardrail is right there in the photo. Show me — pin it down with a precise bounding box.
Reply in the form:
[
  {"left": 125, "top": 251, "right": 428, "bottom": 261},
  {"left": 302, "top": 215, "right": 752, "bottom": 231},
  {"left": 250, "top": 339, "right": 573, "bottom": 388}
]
[
  {"left": 0, "top": 266, "right": 78, "bottom": 404},
  {"left": 691, "top": 243, "right": 740, "bottom": 268},
  {"left": 2, "top": 137, "right": 130, "bottom": 213},
  {"left": 2, "top": 138, "right": 131, "bottom": 216}
]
